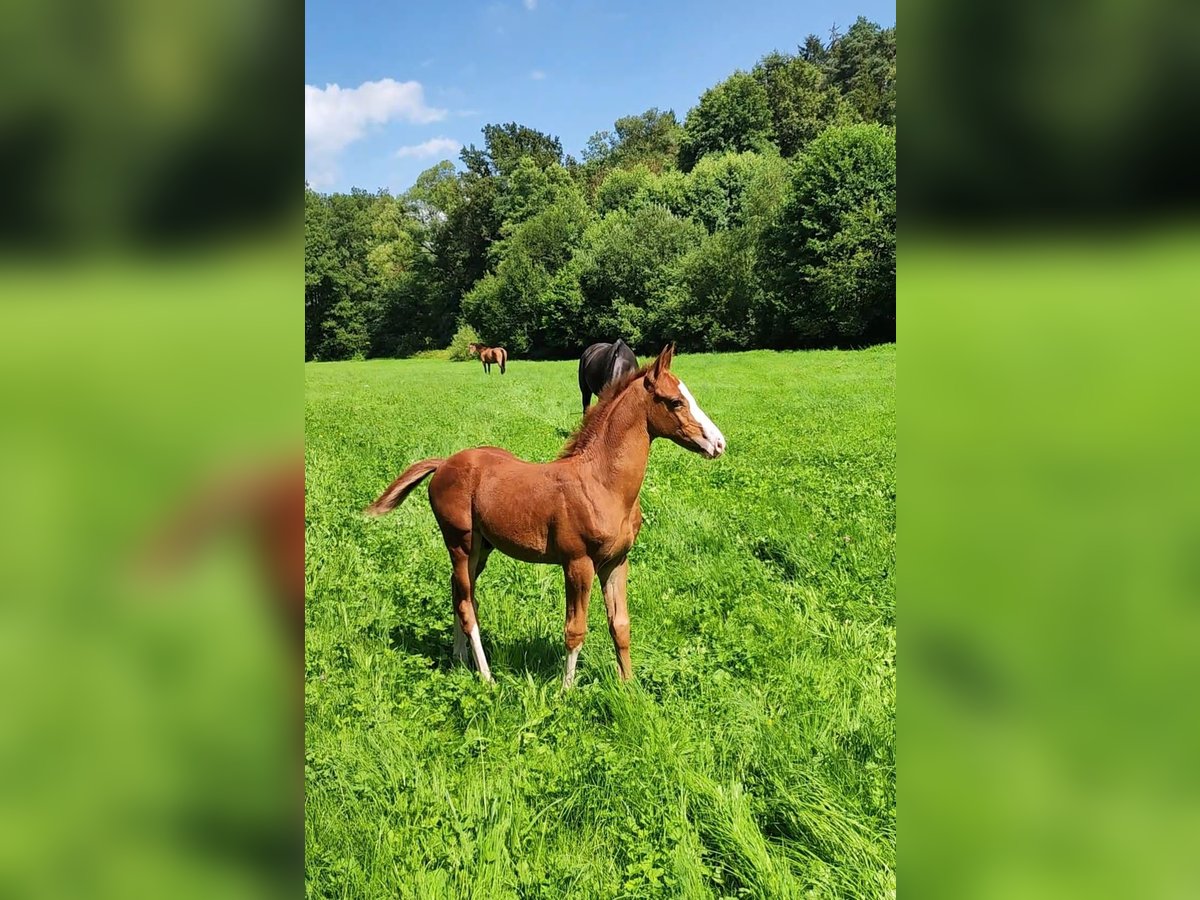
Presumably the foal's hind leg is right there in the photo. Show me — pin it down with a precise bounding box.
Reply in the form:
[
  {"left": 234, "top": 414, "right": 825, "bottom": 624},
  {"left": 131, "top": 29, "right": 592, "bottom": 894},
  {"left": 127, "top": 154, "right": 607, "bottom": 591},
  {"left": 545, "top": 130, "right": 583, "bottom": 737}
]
[
  {"left": 468, "top": 535, "right": 492, "bottom": 640},
  {"left": 562, "top": 557, "right": 595, "bottom": 688},
  {"left": 447, "top": 538, "right": 493, "bottom": 682}
]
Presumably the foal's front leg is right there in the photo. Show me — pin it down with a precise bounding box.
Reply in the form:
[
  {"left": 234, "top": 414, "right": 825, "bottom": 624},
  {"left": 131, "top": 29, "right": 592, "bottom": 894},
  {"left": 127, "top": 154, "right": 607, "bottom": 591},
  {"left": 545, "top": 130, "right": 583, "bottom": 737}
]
[
  {"left": 600, "top": 558, "right": 632, "bottom": 680},
  {"left": 562, "top": 557, "right": 595, "bottom": 688}
]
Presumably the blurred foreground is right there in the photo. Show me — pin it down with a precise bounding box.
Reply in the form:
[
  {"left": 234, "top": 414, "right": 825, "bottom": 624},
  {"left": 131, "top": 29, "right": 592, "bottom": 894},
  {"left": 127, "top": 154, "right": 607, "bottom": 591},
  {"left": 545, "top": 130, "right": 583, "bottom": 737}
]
[
  {"left": 0, "top": 0, "right": 297, "bottom": 893},
  {"left": 0, "top": 244, "right": 300, "bottom": 899},
  {"left": 903, "top": 0, "right": 1200, "bottom": 896},
  {"left": 903, "top": 229, "right": 1200, "bottom": 898}
]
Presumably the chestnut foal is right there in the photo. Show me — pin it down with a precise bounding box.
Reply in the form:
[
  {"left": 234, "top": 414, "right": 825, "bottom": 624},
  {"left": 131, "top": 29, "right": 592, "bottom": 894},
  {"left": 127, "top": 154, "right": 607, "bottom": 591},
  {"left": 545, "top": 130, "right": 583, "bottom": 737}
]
[
  {"left": 366, "top": 344, "right": 726, "bottom": 686},
  {"left": 467, "top": 342, "right": 507, "bottom": 374}
]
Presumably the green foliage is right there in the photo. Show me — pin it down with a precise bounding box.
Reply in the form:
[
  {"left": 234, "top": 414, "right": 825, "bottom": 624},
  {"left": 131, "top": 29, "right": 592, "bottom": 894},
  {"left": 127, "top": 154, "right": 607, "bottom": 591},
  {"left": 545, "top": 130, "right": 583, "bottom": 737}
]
[
  {"left": 462, "top": 190, "right": 593, "bottom": 357},
  {"left": 493, "top": 175, "right": 590, "bottom": 273},
  {"left": 681, "top": 150, "right": 787, "bottom": 233},
  {"left": 405, "top": 160, "right": 462, "bottom": 228},
  {"left": 825, "top": 17, "right": 896, "bottom": 125},
  {"left": 584, "top": 108, "right": 682, "bottom": 174},
  {"left": 593, "top": 165, "right": 657, "bottom": 216},
  {"left": 494, "top": 160, "right": 579, "bottom": 232},
  {"left": 674, "top": 229, "right": 763, "bottom": 351},
  {"left": 461, "top": 266, "right": 536, "bottom": 355},
  {"left": 576, "top": 205, "right": 705, "bottom": 348},
  {"left": 304, "top": 16, "right": 897, "bottom": 361},
  {"left": 763, "top": 123, "right": 896, "bottom": 344},
  {"left": 752, "top": 51, "right": 851, "bottom": 157},
  {"left": 412, "top": 347, "right": 453, "bottom": 360},
  {"left": 305, "top": 187, "right": 382, "bottom": 360},
  {"left": 679, "top": 72, "right": 775, "bottom": 172},
  {"left": 305, "top": 347, "right": 896, "bottom": 898},
  {"left": 447, "top": 323, "right": 481, "bottom": 361},
  {"left": 461, "top": 122, "right": 564, "bottom": 177}
]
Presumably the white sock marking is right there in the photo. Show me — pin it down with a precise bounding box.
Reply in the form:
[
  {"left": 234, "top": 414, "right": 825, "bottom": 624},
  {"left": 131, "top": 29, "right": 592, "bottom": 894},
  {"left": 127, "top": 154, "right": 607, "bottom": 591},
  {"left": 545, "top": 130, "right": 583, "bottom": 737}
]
[
  {"left": 677, "top": 380, "right": 726, "bottom": 457},
  {"left": 563, "top": 646, "right": 581, "bottom": 688},
  {"left": 469, "top": 624, "right": 493, "bottom": 682}
]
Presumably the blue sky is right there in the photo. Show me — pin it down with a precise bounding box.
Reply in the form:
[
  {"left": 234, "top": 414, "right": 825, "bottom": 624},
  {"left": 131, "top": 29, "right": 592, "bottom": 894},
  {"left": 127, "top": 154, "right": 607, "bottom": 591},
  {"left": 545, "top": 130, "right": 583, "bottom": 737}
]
[{"left": 305, "top": 0, "right": 895, "bottom": 194}]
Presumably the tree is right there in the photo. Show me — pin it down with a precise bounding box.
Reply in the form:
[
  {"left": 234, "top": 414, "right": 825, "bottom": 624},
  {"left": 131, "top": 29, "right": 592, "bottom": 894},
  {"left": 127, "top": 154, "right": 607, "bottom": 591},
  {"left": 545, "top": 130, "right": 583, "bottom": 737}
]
[
  {"left": 681, "top": 150, "right": 787, "bottom": 233},
  {"left": 801, "top": 33, "right": 828, "bottom": 64},
  {"left": 674, "top": 228, "right": 763, "bottom": 351},
  {"left": 825, "top": 17, "right": 896, "bottom": 125},
  {"left": 460, "top": 188, "right": 592, "bottom": 357},
  {"left": 752, "top": 52, "right": 850, "bottom": 157},
  {"left": 304, "top": 186, "right": 337, "bottom": 358},
  {"left": 430, "top": 170, "right": 501, "bottom": 304},
  {"left": 678, "top": 72, "right": 775, "bottom": 172},
  {"left": 584, "top": 108, "right": 683, "bottom": 173},
  {"left": 762, "top": 123, "right": 895, "bottom": 344},
  {"left": 576, "top": 205, "right": 704, "bottom": 347},
  {"left": 303, "top": 17, "right": 897, "bottom": 359},
  {"left": 593, "top": 165, "right": 657, "bottom": 216},
  {"left": 304, "top": 187, "right": 378, "bottom": 360},
  {"left": 403, "top": 160, "right": 460, "bottom": 239},
  {"left": 460, "top": 122, "right": 564, "bottom": 177},
  {"left": 494, "top": 160, "right": 579, "bottom": 233}
]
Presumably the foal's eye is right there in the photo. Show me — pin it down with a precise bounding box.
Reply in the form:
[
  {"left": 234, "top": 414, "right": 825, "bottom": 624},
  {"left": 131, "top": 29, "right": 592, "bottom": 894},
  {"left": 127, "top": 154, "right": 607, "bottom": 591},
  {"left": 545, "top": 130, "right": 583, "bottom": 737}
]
[{"left": 667, "top": 398, "right": 684, "bottom": 411}]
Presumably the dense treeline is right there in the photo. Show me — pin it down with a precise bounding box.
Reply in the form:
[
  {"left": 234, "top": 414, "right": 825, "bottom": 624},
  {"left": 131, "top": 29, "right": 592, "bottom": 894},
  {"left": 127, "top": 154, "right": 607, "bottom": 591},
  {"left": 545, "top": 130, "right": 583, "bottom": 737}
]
[{"left": 305, "top": 17, "right": 895, "bottom": 361}]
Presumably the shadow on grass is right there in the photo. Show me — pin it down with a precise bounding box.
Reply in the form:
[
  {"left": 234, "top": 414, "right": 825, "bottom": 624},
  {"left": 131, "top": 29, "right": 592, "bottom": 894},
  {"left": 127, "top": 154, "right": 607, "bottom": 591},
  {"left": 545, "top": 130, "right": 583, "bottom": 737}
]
[
  {"left": 492, "top": 633, "right": 563, "bottom": 680},
  {"left": 388, "top": 623, "right": 453, "bottom": 670},
  {"left": 388, "top": 624, "right": 565, "bottom": 680}
]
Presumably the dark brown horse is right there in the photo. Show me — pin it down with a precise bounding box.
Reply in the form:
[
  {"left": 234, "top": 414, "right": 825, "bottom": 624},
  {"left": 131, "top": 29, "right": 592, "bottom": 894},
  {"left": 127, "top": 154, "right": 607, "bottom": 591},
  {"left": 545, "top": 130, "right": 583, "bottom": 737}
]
[
  {"left": 579, "top": 339, "right": 637, "bottom": 412},
  {"left": 366, "top": 344, "right": 726, "bottom": 686},
  {"left": 467, "top": 342, "right": 507, "bottom": 374}
]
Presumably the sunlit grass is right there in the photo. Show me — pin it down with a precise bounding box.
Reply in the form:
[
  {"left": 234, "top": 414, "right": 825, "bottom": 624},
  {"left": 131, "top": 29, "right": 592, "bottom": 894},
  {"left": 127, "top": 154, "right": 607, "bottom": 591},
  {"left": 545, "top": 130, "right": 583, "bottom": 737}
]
[{"left": 305, "top": 346, "right": 895, "bottom": 898}]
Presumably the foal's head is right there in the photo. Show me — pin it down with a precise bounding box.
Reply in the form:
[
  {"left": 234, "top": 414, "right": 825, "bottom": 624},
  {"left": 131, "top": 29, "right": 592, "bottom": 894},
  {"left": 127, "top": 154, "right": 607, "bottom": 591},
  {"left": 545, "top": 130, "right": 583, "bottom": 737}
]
[
  {"left": 467, "top": 342, "right": 481, "bottom": 357},
  {"left": 642, "top": 344, "right": 727, "bottom": 459}
]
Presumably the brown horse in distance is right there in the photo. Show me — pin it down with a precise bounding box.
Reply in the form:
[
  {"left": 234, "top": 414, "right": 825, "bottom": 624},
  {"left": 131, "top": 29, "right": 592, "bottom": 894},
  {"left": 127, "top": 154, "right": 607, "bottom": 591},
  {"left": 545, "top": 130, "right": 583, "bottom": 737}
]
[
  {"left": 366, "top": 344, "right": 726, "bottom": 686},
  {"left": 467, "top": 342, "right": 507, "bottom": 374}
]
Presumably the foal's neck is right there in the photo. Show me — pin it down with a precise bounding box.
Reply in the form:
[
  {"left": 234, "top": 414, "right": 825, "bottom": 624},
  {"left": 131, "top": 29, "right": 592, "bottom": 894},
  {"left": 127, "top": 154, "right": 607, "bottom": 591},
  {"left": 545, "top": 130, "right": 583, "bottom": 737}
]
[{"left": 584, "top": 386, "right": 651, "bottom": 506}]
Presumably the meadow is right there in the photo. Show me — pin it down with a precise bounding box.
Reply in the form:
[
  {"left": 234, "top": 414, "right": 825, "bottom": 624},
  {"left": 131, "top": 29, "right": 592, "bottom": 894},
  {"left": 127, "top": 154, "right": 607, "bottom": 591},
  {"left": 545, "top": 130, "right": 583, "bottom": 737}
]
[{"left": 305, "top": 346, "right": 895, "bottom": 898}]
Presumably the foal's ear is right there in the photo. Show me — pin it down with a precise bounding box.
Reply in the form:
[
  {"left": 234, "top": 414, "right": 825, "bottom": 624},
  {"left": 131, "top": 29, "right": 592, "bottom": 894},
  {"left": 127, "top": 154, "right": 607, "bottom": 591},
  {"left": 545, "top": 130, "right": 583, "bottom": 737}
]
[
  {"left": 653, "top": 343, "right": 675, "bottom": 373},
  {"left": 661, "top": 342, "right": 675, "bottom": 369},
  {"left": 645, "top": 343, "right": 674, "bottom": 388}
]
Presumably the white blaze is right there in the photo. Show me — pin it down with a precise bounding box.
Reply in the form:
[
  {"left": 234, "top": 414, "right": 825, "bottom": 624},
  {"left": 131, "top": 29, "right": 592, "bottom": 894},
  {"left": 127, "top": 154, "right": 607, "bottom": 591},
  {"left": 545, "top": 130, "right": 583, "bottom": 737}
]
[{"left": 677, "top": 381, "right": 726, "bottom": 458}]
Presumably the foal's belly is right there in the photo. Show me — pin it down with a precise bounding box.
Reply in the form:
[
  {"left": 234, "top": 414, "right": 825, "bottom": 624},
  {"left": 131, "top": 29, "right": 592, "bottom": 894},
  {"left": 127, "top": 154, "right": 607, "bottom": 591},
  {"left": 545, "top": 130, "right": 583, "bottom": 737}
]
[
  {"left": 472, "top": 465, "right": 561, "bottom": 564},
  {"left": 481, "top": 529, "right": 558, "bottom": 565},
  {"left": 481, "top": 520, "right": 633, "bottom": 566}
]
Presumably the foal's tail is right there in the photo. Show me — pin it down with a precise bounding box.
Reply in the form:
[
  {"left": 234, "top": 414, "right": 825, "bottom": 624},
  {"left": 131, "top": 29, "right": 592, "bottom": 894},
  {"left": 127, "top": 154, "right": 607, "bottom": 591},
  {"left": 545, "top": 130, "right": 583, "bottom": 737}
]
[
  {"left": 499, "top": 348, "right": 507, "bottom": 375},
  {"left": 364, "top": 458, "right": 445, "bottom": 516}
]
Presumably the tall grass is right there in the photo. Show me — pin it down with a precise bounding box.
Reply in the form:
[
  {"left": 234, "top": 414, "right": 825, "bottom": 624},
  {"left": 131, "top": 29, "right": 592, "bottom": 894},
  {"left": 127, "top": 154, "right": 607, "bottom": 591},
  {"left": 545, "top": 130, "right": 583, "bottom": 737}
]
[{"left": 305, "top": 347, "right": 895, "bottom": 898}]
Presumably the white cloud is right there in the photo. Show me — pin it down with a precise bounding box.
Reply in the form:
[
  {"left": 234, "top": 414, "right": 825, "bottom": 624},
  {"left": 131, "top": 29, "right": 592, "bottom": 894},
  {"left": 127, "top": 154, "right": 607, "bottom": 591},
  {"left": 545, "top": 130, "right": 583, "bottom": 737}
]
[
  {"left": 305, "top": 79, "right": 445, "bottom": 152},
  {"left": 523, "top": 0, "right": 537, "bottom": 9},
  {"left": 530, "top": 69, "right": 546, "bottom": 80},
  {"left": 395, "top": 137, "right": 463, "bottom": 159},
  {"left": 305, "top": 78, "right": 447, "bottom": 186}
]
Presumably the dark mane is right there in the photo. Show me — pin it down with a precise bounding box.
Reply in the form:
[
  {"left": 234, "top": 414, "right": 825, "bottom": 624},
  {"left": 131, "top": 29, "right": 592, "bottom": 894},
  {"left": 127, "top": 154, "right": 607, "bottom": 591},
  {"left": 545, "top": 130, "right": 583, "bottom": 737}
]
[{"left": 558, "top": 361, "right": 651, "bottom": 458}]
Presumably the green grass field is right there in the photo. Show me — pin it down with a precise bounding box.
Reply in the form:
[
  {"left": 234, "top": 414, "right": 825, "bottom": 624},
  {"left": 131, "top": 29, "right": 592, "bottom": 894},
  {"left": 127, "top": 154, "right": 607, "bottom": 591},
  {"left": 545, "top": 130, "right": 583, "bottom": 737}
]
[{"left": 305, "top": 346, "right": 895, "bottom": 899}]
